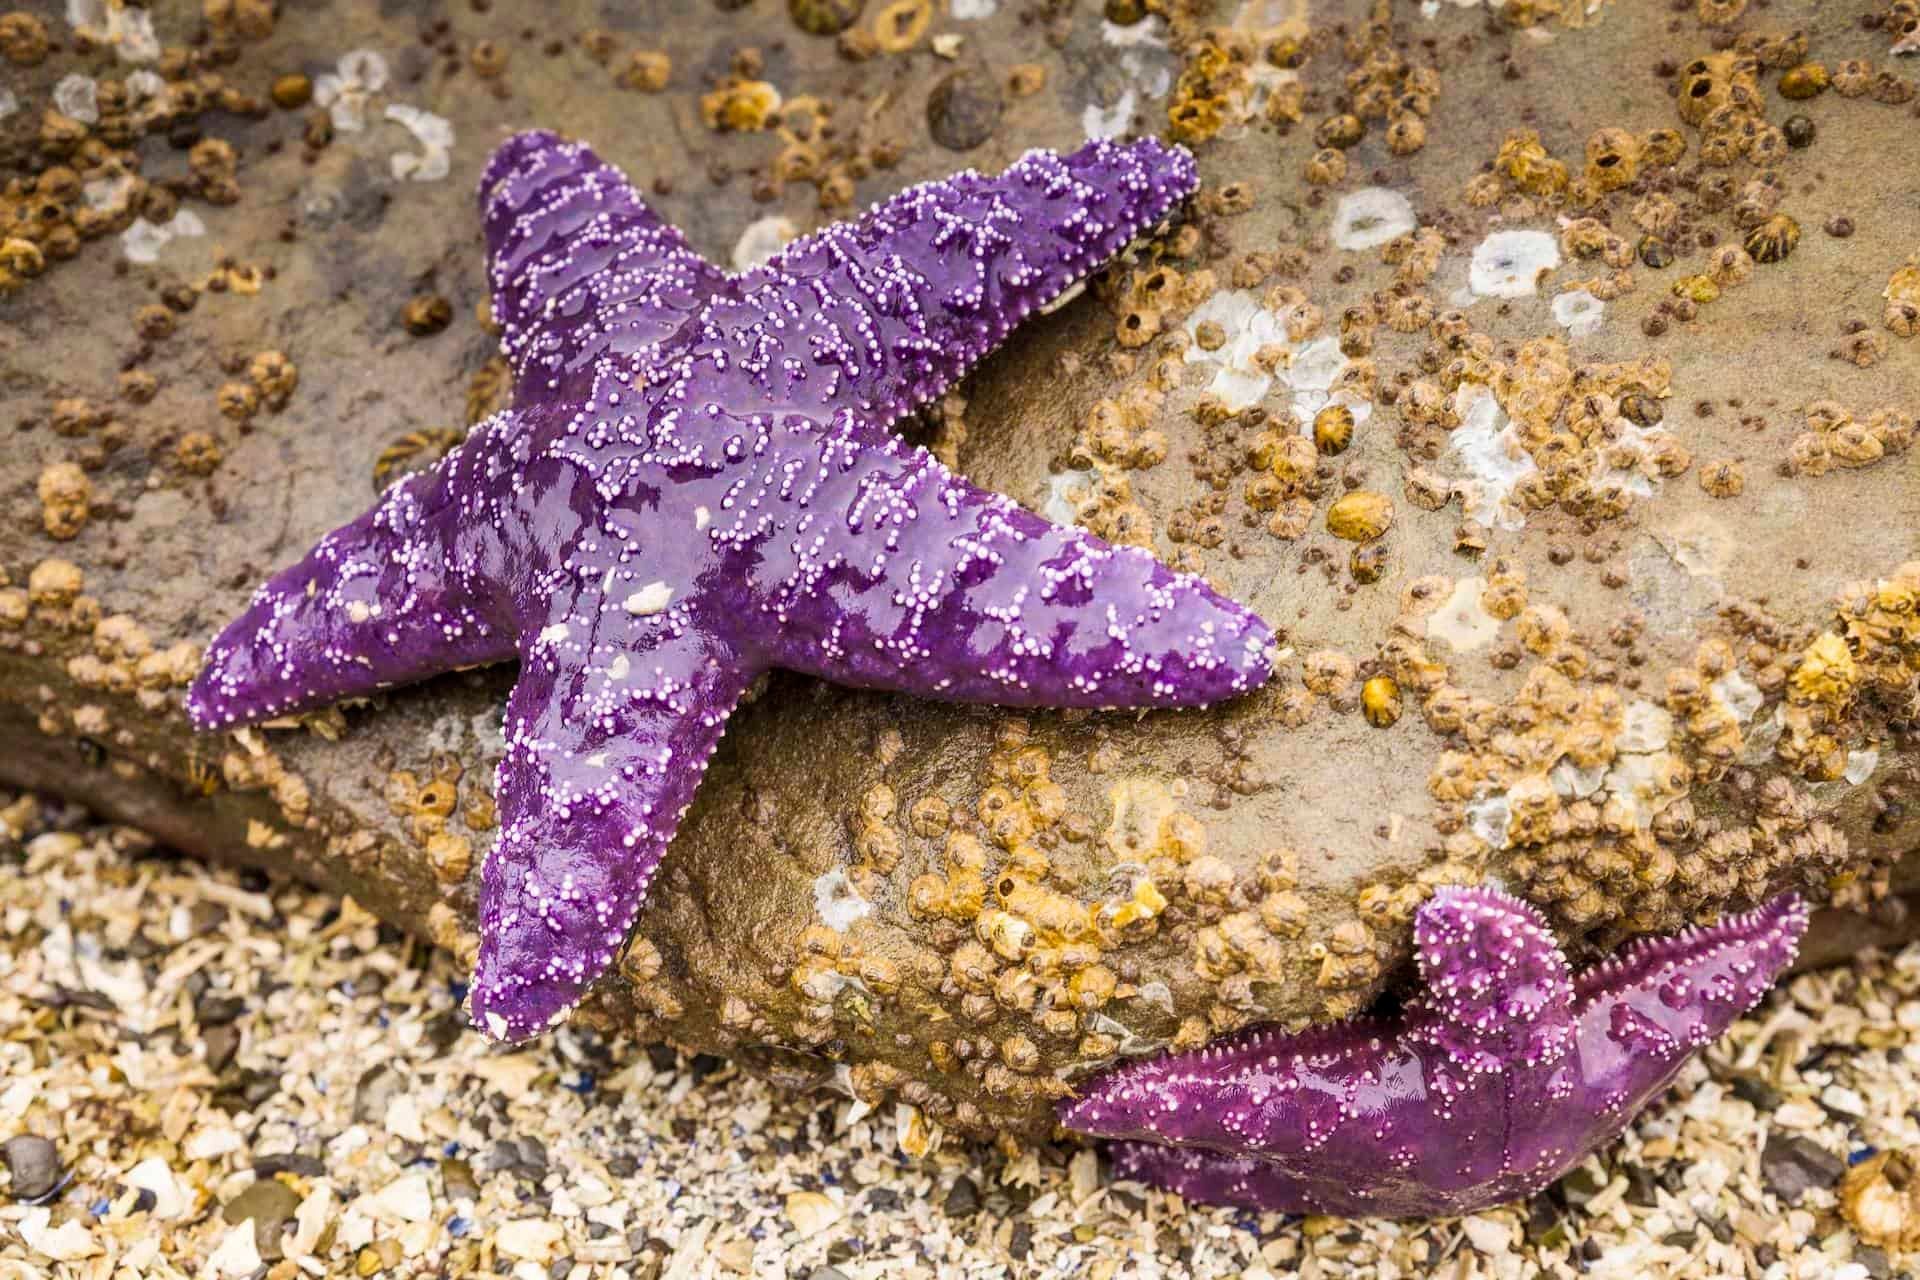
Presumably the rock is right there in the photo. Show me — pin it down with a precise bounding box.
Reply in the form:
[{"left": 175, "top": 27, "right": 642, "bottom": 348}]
[
  {"left": 222, "top": 1178, "right": 303, "bottom": 1259},
  {"left": 0, "top": 0, "right": 1916, "bottom": 1145},
  {"left": 2, "top": 1135, "right": 62, "bottom": 1201},
  {"left": 1761, "top": 1134, "right": 1846, "bottom": 1204},
  {"left": 351, "top": 1064, "right": 403, "bottom": 1125},
  {"left": 942, "top": 1175, "right": 981, "bottom": 1218},
  {"left": 202, "top": 1022, "right": 241, "bottom": 1073}
]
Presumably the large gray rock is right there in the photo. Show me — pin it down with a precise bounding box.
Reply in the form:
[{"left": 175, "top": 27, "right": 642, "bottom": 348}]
[{"left": 0, "top": 0, "right": 1914, "bottom": 1138}]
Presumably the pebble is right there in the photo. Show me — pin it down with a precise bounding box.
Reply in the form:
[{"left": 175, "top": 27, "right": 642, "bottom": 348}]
[
  {"left": 2, "top": 1135, "right": 62, "bottom": 1200},
  {"left": 942, "top": 1175, "right": 981, "bottom": 1217},
  {"left": 926, "top": 72, "right": 1002, "bottom": 151},
  {"left": 222, "top": 1178, "right": 303, "bottom": 1258},
  {"left": 1761, "top": 1133, "right": 1846, "bottom": 1203}
]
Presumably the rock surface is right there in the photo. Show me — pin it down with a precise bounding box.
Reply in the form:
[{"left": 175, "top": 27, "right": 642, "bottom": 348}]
[{"left": 0, "top": 0, "right": 1914, "bottom": 1138}]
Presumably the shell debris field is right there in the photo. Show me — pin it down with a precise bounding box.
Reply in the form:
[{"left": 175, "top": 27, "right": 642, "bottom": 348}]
[
  {"left": 0, "top": 0, "right": 1916, "bottom": 1221},
  {"left": 0, "top": 800, "right": 1918, "bottom": 1276}
]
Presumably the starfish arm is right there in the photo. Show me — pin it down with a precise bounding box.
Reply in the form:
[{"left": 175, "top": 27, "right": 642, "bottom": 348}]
[
  {"left": 733, "top": 420, "right": 1273, "bottom": 710},
  {"left": 479, "top": 130, "right": 726, "bottom": 406},
  {"left": 1413, "top": 886, "right": 1576, "bottom": 1075},
  {"left": 186, "top": 416, "right": 523, "bottom": 729},
  {"left": 677, "top": 138, "right": 1197, "bottom": 421},
  {"left": 468, "top": 586, "right": 754, "bottom": 1042}
]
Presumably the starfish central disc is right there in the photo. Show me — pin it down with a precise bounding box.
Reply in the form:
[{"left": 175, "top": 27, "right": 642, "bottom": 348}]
[{"left": 186, "top": 130, "right": 1274, "bottom": 1042}]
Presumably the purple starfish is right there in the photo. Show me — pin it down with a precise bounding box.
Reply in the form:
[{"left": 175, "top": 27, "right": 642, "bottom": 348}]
[
  {"left": 186, "top": 130, "right": 1274, "bottom": 1041},
  {"left": 1061, "top": 887, "right": 1806, "bottom": 1217}
]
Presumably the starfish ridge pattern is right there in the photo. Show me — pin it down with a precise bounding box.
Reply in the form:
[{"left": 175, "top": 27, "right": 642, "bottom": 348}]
[
  {"left": 187, "top": 130, "right": 1275, "bottom": 1042},
  {"left": 1061, "top": 887, "right": 1807, "bottom": 1216}
]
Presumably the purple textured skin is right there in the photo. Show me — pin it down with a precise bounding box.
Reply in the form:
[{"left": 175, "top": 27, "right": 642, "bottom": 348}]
[
  {"left": 186, "top": 130, "right": 1274, "bottom": 1042},
  {"left": 1060, "top": 887, "right": 1807, "bottom": 1217}
]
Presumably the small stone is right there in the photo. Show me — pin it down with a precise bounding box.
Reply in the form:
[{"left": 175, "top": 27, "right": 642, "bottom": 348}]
[
  {"left": 927, "top": 72, "right": 1003, "bottom": 152},
  {"left": 1761, "top": 1133, "right": 1845, "bottom": 1204},
  {"left": 496, "top": 1217, "right": 566, "bottom": 1262},
  {"left": 942, "top": 1174, "right": 981, "bottom": 1217},
  {"left": 1557, "top": 1163, "right": 1607, "bottom": 1207},
  {"left": 222, "top": 1178, "right": 303, "bottom": 1259},
  {"left": 203, "top": 1022, "right": 240, "bottom": 1072},
  {"left": 1729, "top": 1074, "right": 1783, "bottom": 1111},
  {"left": 3, "top": 1135, "right": 62, "bottom": 1200},
  {"left": 352, "top": 1063, "right": 403, "bottom": 1124}
]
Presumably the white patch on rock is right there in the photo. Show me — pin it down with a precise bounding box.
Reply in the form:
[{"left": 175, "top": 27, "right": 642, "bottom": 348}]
[
  {"left": 0, "top": 89, "right": 16, "bottom": 122},
  {"left": 121, "top": 209, "right": 207, "bottom": 265},
  {"left": 1331, "top": 187, "right": 1416, "bottom": 251},
  {"left": 1844, "top": 748, "right": 1880, "bottom": 785},
  {"left": 1044, "top": 469, "right": 1094, "bottom": 524},
  {"left": 83, "top": 172, "right": 137, "bottom": 212},
  {"left": 1447, "top": 383, "right": 1535, "bottom": 529},
  {"left": 1183, "top": 291, "right": 1371, "bottom": 419},
  {"left": 54, "top": 73, "right": 99, "bottom": 123},
  {"left": 1084, "top": 19, "right": 1174, "bottom": 141},
  {"left": 1711, "top": 670, "right": 1764, "bottom": 725},
  {"left": 536, "top": 623, "right": 570, "bottom": 646},
  {"left": 813, "top": 867, "right": 871, "bottom": 931},
  {"left": 69, "top": 0, "right": 159, "bottom": 62},
  {"left": 385, "top": 104, "right": 454, "bottom": 182},
  {"left": 1467, "top": 790, "right": 1513, "bottom": 848},
  {"left": 1469, "top": 229, "right": 1560, "bottom": 298},
  {"left": 732, "top": 215, "right": 797, "bottom": 272},
  {"left": 1425, "top": 576, "right": 1503, "bottom": 652},
  {"left": 314, "top": 50, "right": 389, "bottom": 133},
  {"left": 1617, "top": 700, "right": 1674, "bottom": 753},
  {"left": 951, "top": 0, "right": 999, "bottom": 16},
  {"left": 1552, "top": 288, "right": 1605, "bottom": 336}
]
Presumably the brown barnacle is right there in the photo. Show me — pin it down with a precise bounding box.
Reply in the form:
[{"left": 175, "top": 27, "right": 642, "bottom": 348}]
[
  {"left": 1728, "top": 214, "right": 1801, "bottom": 267},
  {"left": 247, "top": 350, "right": 298, "bottom": 409},
  {"left": 975, "top": 908, "right": 1033, "bottom": 962},
  {"left": 1304, "top": 147, "right": 1348, "bottom": 186},
  {"left": 37, "top": 462, "right": 91, "bottom": 541},
  {"left": 1182, "top": 855, "right": 1235, "bottom": 907},
  {"left": 1404, "top": 467, "right": 1452, "bottom": 513},
  {"left": 1463, "top": 172, "right": 1506, "bottom": 208},
  {"left": 1302, "top": 649, "right": 1358, "bottom": 699},
  {"left": 1832, "top": 58, "right": 1875, "bottom": 97},
  {"left": 1584, "top": 127, "right": 1639, "bottom": 190},
  {"left": 1789, "top": 632, "right": 1858, "bottom": 710},
  {"left": 216, "top": 379, "right": 261, "bottom": 422},
  {"left": 1697, "top": 458, "right": 1745, "bottom": 498},
  {"left": 1384, "top": 114, "right": 1426, "bottom": 156},
  {"left": 1259, "top": 890, "right": 1309, "bottom": 937},
  {"left": 1706, "top": 245, "right": 1755, "bottom": 289}
]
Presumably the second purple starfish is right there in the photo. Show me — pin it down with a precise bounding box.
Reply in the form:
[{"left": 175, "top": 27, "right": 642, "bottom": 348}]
[
  {"left": 187, "top": 131, "right": 1274, "bottom": 1041},
  {"left": 1062, "top": 887, "right": 1807, "bottom": 1216}
]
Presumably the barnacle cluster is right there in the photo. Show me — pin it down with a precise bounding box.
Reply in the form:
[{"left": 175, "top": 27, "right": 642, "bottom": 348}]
[{"left": 1783, "top": 400, "right": 1916, "bottom": 477}]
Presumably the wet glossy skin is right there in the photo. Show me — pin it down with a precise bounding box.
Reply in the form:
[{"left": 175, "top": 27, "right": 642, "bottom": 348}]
[
  {"left": 187, "top": 130, "right": 1274, "bottom": 1041},
  {"left": 1060, "top": 888, "right": 1806, "bottom": 1216}
]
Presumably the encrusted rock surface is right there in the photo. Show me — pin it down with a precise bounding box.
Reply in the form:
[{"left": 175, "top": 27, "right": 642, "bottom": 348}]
[{"left": 0, "top": 0, "right": 1914, "bottom": 1138}]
